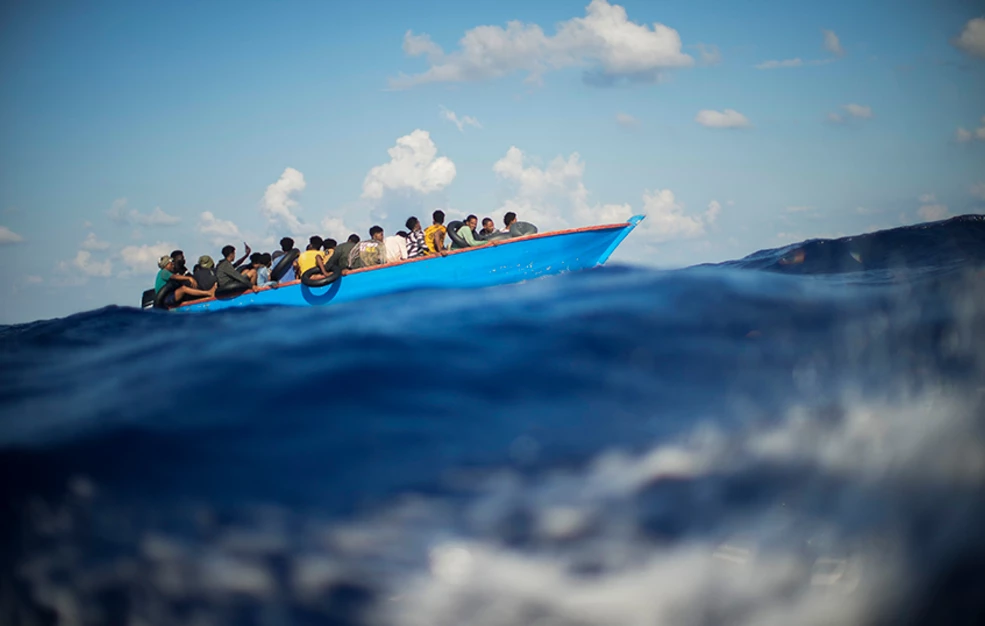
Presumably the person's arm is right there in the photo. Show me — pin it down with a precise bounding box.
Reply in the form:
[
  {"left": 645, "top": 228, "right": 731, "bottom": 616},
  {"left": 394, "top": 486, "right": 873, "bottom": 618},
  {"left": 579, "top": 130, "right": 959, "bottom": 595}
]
[
  {"left": 172, "top": 274, "right": 196, "bottom": 286},
  {"left": 233, "top": 241, "right": 252, "bottom": 267},
  {"left": 316, "top": 253, "right": 331, "bottom": 274},
  {"left": 460, "top": 226, "right": 487, "bottom": 247},
  {"left": 431, "top": 229, "right": 446, "bottom": 252},
  {"left": 220, "top": 263, "right": 252, "bottom": 287}
]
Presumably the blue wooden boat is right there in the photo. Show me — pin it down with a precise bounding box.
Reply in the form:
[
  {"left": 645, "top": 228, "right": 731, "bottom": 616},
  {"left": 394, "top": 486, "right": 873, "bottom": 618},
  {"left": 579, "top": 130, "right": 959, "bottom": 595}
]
[{"left": 175, "top": 215, "right": 645, "bottom": 313}]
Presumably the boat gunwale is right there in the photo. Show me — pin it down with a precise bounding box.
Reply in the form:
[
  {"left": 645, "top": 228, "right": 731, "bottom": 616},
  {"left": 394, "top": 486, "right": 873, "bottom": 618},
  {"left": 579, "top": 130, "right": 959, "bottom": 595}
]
[{"left": 175, "top": 219, "right": 635, "bottom": 310}]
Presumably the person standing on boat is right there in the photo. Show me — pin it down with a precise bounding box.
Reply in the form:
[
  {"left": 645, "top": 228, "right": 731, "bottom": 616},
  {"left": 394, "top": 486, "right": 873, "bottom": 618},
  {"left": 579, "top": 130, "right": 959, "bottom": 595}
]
[
  {"left": 424, "top": 210, "right": 448, "bottom": 254},
  {"left": 504, "top": 212, "right": 538, "bottom": 237},
  {"left": 404, "top": 217, "right": 428, "bottom": 258},
  {"left": 216, "top": 243, "right": 257, "bottom": 292}
]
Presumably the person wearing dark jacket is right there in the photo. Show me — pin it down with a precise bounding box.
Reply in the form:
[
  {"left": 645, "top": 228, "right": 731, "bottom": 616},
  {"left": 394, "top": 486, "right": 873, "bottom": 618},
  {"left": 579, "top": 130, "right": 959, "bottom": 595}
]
[
  {"left": 332, "top": 234, "right": 360, "bottom": 270},
  {"left": 192, "top": 255, "right": 218, "bottom": 291},
  {"left": 216, "top": 244, "right": 257, "bottom": 292}
]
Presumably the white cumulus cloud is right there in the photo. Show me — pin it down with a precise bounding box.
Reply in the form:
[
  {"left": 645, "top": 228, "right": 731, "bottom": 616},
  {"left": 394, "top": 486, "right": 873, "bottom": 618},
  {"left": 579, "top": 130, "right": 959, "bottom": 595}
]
[
  {"left": 755, "top": 58, "right": 804, "bottom": 69},
  {"left": 822, "top": 29, "right": 844, "bottom": 56},
  {"left": 362, "top": 130, "right": 456, "bottom": 199},
  {"left": 133, "top": 207, "right": 181, "bottom": 226},
  {"left": 639, "top": 189, "right": 710, "bottom": 241},
  {"left": 440, "top": 106, "right": 482, "bottom": 132},
  {"left": 58, "top": 250, "right": 112, "bottom": 278},
  {"left": 917, "top": 194, "right": 949, "bottom": 222},
  {"left": 695, "top": 109, "right": 751, "bottom": 129},
  {"left": 389, "top": 0, "right": 695, "bottom": 88},
  {"left": 81, "top": 232, "right": 110, "bottom": 250},
  {"left": 952, "top": 17, "right": 985, "bottom": 58},
  {"left": 615, "top": 112, "right": 640, "bottom": 128},
  {"left": 0, "top": 225, "right": 24, "bottom": 244},
  {"left": 261, "top": 167, "right": 307, "bottom": 234},
  {"left": 955, "top": 116, "right": 985, "bottom": 142},
  {"left": 757, "top": 31, "right": 843, "bottom": 69},
  {"left": 827, "top": 104, "right": 873, "bottom": 124},
  {"left": 492, "top": 146, "right": 719, "bottom": 246},
  {"left": 695, "top": 43, "right": 721, "bottom": 65},
  {"left": 119, "top": 242, "right": 175, "bottom": 276},
  {"left": 199, "top": 211, "right": 242, "bottom": 244},
  {"left": 843, "top": 103, "right": 873, "bottom": 119},
  {"left": 107, "top": 198, "right": 181, "bottom": 227}
]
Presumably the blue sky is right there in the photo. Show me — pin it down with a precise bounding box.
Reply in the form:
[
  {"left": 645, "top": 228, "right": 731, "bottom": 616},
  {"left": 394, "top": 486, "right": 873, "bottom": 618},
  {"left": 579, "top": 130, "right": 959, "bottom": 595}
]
[{"left": 1, "top": 0, "right": 983, "bottom": 323}]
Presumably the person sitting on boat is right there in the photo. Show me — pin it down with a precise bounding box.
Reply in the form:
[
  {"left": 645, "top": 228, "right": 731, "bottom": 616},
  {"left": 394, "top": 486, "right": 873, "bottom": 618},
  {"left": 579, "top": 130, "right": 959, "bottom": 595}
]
[
  {"left": 254, "top": 252, "right": 278, "bottom": 288},
  {"left": 424, "top": 210, "right": 448, "bottom": 254},
  {"left": 321, "top": 238, "right": 338, "bottom": 266},
  {"left": 453, "top": 215, "right": 489, "bottom": 248},
  {"left": 272, "top": 237, "right": 297, "bottom": 280},
  {"left": 271, "top": 237, "right": 295, "bottom": 263},
  {"left": 349, "top": 226, "right": 387, "bottom": 269},
  {"left": 170, "top": 249, "right": 189, "bottom": 276},
  {"left": 385, "top": 230, "right": 408, "bottom": 263},
  {"left": 332, "top": 234, "right": 360, "bottom": 270},
  {"left": 478, "top": 217, "right": 503, "bottom": 240},
  {"left": 404, "top": 217, "right": 428, "bottom": 258},
  {"left": 504, "top": 211, "right": 539, "bottom": 237},
  {"left": 297, "top": 236, "right": 335, "bottom": 284},
  {"left": 156, "top": 255, "right": 215, "bottom": 306},
  {"left": 192, "top": 255, "right": 218, "bottom": 291},
  {"left": 217, "top": 243, "right": 257, "bottom": 293}
]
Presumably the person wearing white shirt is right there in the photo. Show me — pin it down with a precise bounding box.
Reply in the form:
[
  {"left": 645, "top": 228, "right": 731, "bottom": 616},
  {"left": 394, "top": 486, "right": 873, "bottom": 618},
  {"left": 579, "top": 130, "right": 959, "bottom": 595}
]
[{"left": 384, "top": 231, "right": 409, "bottom": 263}]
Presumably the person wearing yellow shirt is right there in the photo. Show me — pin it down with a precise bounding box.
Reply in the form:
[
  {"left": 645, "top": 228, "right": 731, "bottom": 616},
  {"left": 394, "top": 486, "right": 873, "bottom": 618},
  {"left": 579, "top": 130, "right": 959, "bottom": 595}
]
[
  {"left": 424, "top": 209, "right": 448, "bottom": 254},
  {"left": 296, "top": 236, "right": 334, "bottom": 284}
]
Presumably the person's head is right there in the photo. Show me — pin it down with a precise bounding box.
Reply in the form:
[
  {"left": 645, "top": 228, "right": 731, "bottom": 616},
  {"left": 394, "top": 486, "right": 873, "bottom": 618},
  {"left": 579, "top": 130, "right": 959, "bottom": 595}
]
[
  {"left": 158, "top": 256, "right": 174, "bottom": 271},
  {"left": 432, "top": 210, "right": 445, "bottom": 225},
  {"left": 504, "top": 212, "right": 517, "bottom": 228},
  {"left": 280, "top": 237, "right": 294, "bottom": 252},
  {"left": 323, "top": 238, "right": 337, "bottom": 251},
  {"left": 466, "top": 214, "right": 478, "bottom": 229},
  {"left": 197, "top": 255, "right": 215, "bottom": 270},
  {"left": 347, "top": 233, "right": 360, "bottom": 244},
  {"left": 406, "top": 216, "right": 420, "bottom": 231},
  {"left": 369, "top": 225, "right": 384, "bottom": 242},
  {"left": 221, "top": 245, "right": 235, "bottom": 261},
  {"left": 261, "top": 253, "right": 272, "bottom": 267},
  {"left": 250, "top": 252, "right": 262, "bottom": 267},
  {"left": 396, "top": 230, "right": 408, "bottom": 238},
  {"left": 308, "top": 235, "right": 323, "bottom": 251},
  {"left": 170, "top": 250, "right": 184, "bottom": 263},
  {"left": 482, "top": 217, "right": 495, "bottom": 232}
]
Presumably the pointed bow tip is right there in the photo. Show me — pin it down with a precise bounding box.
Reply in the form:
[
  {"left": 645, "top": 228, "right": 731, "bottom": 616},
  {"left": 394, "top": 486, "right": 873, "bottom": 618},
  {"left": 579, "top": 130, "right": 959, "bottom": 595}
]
[{"left": 628, "top": 214, "right": 646, "bottom": 226}]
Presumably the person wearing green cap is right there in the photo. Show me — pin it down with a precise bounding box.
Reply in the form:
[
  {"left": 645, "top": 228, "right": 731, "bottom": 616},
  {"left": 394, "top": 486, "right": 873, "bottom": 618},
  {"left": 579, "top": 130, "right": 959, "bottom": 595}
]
[
  {"left": 155, "top": 256, "right": 215, "bottom": 308},
  {"left": 192, "top": 255, "right": 218, "bottom": 291}
]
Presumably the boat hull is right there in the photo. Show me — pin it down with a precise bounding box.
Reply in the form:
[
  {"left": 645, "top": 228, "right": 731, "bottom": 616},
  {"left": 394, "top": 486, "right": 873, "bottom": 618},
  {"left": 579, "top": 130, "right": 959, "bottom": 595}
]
[{"left": 176, "top": 216, "right": 644, "bottom": 313}]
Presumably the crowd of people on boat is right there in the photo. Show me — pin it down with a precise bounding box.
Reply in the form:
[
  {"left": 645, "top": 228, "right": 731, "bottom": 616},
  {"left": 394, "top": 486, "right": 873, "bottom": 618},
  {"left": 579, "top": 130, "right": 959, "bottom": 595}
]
[{"left": 150, "top": 210, "right": 538, "bottom": 308}]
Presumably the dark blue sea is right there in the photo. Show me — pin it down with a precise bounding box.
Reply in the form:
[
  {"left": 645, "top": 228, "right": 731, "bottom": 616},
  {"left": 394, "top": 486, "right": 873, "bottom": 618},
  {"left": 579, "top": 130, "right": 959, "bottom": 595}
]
[{"left": 2, "top": 216, "right": 984, "bottom": 626}]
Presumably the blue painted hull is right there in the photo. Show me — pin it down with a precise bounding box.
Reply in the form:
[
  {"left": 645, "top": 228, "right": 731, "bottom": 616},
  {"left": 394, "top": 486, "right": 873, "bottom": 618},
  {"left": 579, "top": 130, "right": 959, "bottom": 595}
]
[{"left": 177, "top": 215, "right": 644, "bottom": 313}]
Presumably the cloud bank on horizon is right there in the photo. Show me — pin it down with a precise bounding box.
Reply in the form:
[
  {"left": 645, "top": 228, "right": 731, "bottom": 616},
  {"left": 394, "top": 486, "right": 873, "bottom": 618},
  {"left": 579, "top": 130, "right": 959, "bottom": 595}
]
[{"left": 0, "top": 0, "right": 983, "bottom": 323}]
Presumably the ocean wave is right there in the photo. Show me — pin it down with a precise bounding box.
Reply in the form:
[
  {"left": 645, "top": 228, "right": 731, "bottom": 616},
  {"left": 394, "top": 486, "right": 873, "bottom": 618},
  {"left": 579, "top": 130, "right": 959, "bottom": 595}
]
[{"left": 2, "top": 219, "right": 984, "bottom": 625}]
